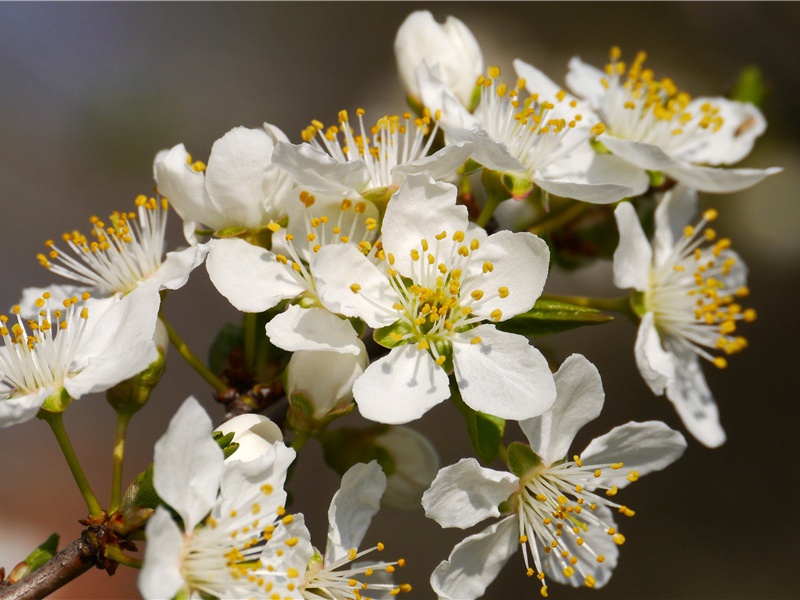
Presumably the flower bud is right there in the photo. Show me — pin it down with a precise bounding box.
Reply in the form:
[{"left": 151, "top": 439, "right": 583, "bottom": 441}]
[
  {"left": 374, "top": 426, "right": 439, "bottom": 510},
  {"left": 214, "top": 413, "right": 283, "bottom": 462},
  {"left": 394, "top": 10, "right": 483, "bottom": 107}
]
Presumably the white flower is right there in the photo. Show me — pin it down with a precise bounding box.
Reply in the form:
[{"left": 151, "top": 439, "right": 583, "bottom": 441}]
[
  {"left": 154, "top": 124, "right": 295, "bottom": 244},
  {"left": 0, "top": 285, "right": 159, "bottom": 428},
  {"left": 423, "top": 354, "right": 687, "bottom": 599},
  {"left": 36, "top": 195, "right": 206, "bottom": 297},
  {"left": 566, "top": 47, "right": 780, "bottom": 192},
  {"left": 272, "top": 109, "right": 472, "bottom": 203},
  {"left": 312, "top": 173, "right": 556, "bottom": 424},
  {"left": 139, "top": 397, "right": 300, "bottom": 600},
  {"left": 422, "top": 63, "right": 649, "bottom": 203},
  {"left": 613, "top": 186, "right": 754, "bottom": 447},
  {"left": 394, "top": 10, "right": 483, "bottom": 107},
  {"left": 270, "top": 461, "right": 411, "bottom": 599}
]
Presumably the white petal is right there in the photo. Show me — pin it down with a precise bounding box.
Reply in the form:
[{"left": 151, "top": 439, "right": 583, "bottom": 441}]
[
  {"left": 430, "top": 517, "right": 518, "bottom": 600},
  {"left": 665, "top": 351, "right": 726, "bottom": 448},
  {"left": 153, "top": 397, "right": 224, "bottom": 531},
  {"left": 272, "top": 141, "right": 370, "bottom": 197},
  {"left": 581, "top": 421, "right": 687, "bottom": 488},
  {"left": 422, "top": 458, "right": 518, "bottom": 529},
  {"left": 313, "top": 244, "right": 399, "bottom": 328},
  {"left": 149, "top": 243, "right": 209, "bottom": 291},
  {"left": 417, "top": 62, "right": 477, "bottom": 129},
  {"left": 663, "top": 162, "right": 782, "bottom": 194},
  {"left": 204, "top": 127, "right": 286, "bottom": 228},
  {"left": 325, "top": 461, "right": 386, "bottom": 564},
  {"left": 453, "top": 325, "right": 556, "bottom": 420},
  {"left": 601, "top": 136, "right": 676, "bottom": 172},
  {"left": 633, "top": 314, "right": 675, "bottom": 395},
  {"left": 520, "top": 354, "right": 605, "bottom": 465},
  {"left": 381, "top": 174, "right": 468, "bottom": 277},
  {"left": 612, "top": 202, "right": 652, "bottom": 291},
  {"left": 513, "top": 58, "right": 567, "bottom": 103},
  {"left": 266, "top": 305, "right": 362, "bottom": 355},
  {"left": 155, "top": 143, "right": 221, "bottom": 230},
  {"left": 393, "top": 141, "right": 474, "bottom": 184},
  {"left": 0, "top": 388, "right": 50, "bottom": 429},
  {"left": 205, "top": 238, "right": 304, "bottom": 312},
  {"left": 138, "top": 507, "right": 186, "bottom": 600},
  {"left": 467, "top": 230, "right": 549, "bottom": 321},
  {"left": 217, "top": 450, "right": 289, "bottom": 518},
  {"left": 444, "top": 127, "right": 526, "bottom": 173},
  {"left": 287, "top": 348, "right": 366, "bottom": 419},
  {"left": 565, "top": 56, "right": 608, "bottom": 105},
  {"left": 66, "top": 285, "right": 160, "bottom": 398},
  {"left": 679, "top": 98, "right": 766, "bottom": 166},
  {"left": 353, "top": 345, "right": 450, "bottom": 424},
  {"left": 536, "top": 153, "right": 650, "bottom": 204},
  {"left": 653, "top": 185, "right": 698, "bottom": 263}
]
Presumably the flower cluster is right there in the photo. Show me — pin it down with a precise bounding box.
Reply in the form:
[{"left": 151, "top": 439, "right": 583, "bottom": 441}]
[{"left": 0, "top": 9, "right": 777, "bottom": 600}]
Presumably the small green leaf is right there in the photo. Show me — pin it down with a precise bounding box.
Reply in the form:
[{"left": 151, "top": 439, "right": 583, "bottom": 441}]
[
  {"left": 25, "top": 533, "right": 58, "bottom": 571},
  {"left": 450, "top": 384, "right": 505, "bottom": 464},
  {"left": 496, "top": 299, "right": 613, "bottom": 337},
  {"left": 507, "top": 442, "right": 541, "bottom": 478},
  {"left": 730, "top": 65, "right": 767, "bottom": 107},
  {"left": 373, "top": 321, "right": 412, "bottom": 349}
]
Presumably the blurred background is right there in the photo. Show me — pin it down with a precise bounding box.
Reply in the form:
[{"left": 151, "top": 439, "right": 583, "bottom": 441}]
[{"left": 0, "top": 3, "right": 798, "bottom": 598}]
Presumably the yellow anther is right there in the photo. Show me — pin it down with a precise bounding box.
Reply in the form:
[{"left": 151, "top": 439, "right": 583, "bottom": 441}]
[
  {"left": 585, "top": 575, "right": 597, "bottom": 588},
  {"left": 490, "top": 309, "right": 502, "bottom": 321},
  {"left": 703, "top": 208, "right": 719, "bottom": 221},
  {"left": 350, "top": 283, "right": 361, "bottom": 294},
  {"left": 627, "top": 470, "right": 640, "bottom": 482},
  {"left": 613, "top": 533, "right": 626, "bottom": 545},
  {"left": 713, "top": 356, "right": 728, "bottom": 369},
  {"left": 594, "top": 469, "right": 602, "bottom": 478},
  {"left": 619, "top": 505, "right": 636, "bottom": 517}
]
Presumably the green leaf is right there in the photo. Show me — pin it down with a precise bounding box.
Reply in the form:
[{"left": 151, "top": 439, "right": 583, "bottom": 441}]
[
  {"left": 116, "top": 464, "right": 159, "bottom": 534},
  {"left": 24, "top": 533, "right": 59, "bottom": 571},
  {"left": 507, "top": 442, "right": 541, "bottom": 478},
  {"left": 450, "top": 384, "right": 505, "bottom": 464},
  {"left": 208, "top": 323, "right": 244, "bottom": 375},
  {"left": 495, "top": 299, "right": 613, "bottom": 337},
  {"left": 730, "top": 65, "right": 767, "bottom": 107}
]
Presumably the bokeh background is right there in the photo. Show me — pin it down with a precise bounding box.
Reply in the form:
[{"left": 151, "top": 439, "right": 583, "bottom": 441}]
[{"left": 1, "top": 3, "right": 798, "bottom": 599}]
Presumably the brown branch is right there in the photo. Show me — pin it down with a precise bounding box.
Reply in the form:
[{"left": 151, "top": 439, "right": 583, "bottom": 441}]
[{"left": 0, "top": 536, "right": 96, "bottom": 600}]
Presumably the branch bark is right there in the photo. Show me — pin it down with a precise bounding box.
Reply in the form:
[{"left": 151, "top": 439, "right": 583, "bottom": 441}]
[{"left": 0, "top": 537, "right": 95, "bottom": 600}]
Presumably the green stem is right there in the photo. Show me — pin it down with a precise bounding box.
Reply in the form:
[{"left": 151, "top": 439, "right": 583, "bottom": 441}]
[
  {"left": 243, "top": 312, "right": 257, "bottom": 373},
  {"left": 475, "top": 190, "right": 506, "bottom": 229},
  {"left": 108, "top": 410, "right": 133, "bottom": 514},
  {"left": 291, "top": 431, "right": 309, "bottom": 452},
  {"left": 41, "top": 411, "right": 103, "bottom": 517},
  {"left": 529, "top": 201, "right": 591, "bottom": 236},
  {"left": 105, "top": 545, "right": 142, "bottom": 569},
  {"left": 497, "top": 442, "right": 509, "bottom": 466},
  {"left": 161, "top": 316, "right": 227, "bottom": 393},
  {"left": 541, "top": 293, "right": 635, "bottom": 318}
]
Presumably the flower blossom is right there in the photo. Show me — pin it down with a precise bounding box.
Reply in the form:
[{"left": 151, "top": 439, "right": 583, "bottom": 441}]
[
  {"left": 0, "top": 285, "right": 159, "bottom": 427},
  {"left": 272, "top": 109, "right": 472, "bottom": 204},
  {"left": 36, "top": 194, "right": 206, "bottom": 297},
  {"left": 566, "top": 47, "right": 780, "bottom": 192},
  {"left": 312, "top": 173, "right": 556, "bottom": 424},
  {"left": 614, "top": 186, "right": 754, "bottom": 447},
  {"left": 139, "top": 396, "right": 300, "bottom": 599},
  {"left": 421, "top": 63, "right": 649, "bottom": 203},
  {"left": 394, "top": 10, "right": 484, "bottom": 108},
  {"left": 423, "top": 354, "right": 687, "bottom": 598}
]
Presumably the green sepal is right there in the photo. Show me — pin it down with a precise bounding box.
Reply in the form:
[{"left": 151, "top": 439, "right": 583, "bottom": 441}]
[
  {"left": 114, "top": 464, "right": 159, "bottom": 534},
  {"left": 215, "top": 226, "right": 248, "bottom": 238},
  {"left": 495, "top": 298, "right": 613, "bottom": 338},
  {"left": 319, "top": 425, "right": 397, "bottom": 477},
  {"left": 647, "top": 170, "right": 666, "bottom": 188},
  {"left": 501, "top": 172, "right": 535, "bottom": 202},
  {"left": 507, "top": 442, "right": 541, "bottom": 479},
  {"left": 450, "top": 382, "right": 505, "bottom": 464},
  {"left": 7, "top": 533, "right": 60, "bottom": 583},
  {"left": 730, "top": 65, "right": 766, "bottom": 107},
  {"left": 590, "top": 139, "right": 610, "bottom": 154},
  {"left": 288, "top": 390, "right": 355, "bottom": 437},
  {"left": 373, "top": 321, "right": 412, "bottom": 349},
  {"left": 458, "top": 158, "right": 484, "bottom": 176},
  {"left": 480, "top": 168, "right": 508, "bottom": 202},
  {"left": 106, "top": 350, "right": 166, "bottom": 416},
  {"left": 629, "top": 290, "right": 647, "bottom": 319},
  {"left": 211, "top": 430, "right": 240, "bottom": 460},
  {"left": 467, "top": 84, "right": 482, "bottom": 113},
  {"left": 39, "top": 387, "right": 71, "bottom": 414}
]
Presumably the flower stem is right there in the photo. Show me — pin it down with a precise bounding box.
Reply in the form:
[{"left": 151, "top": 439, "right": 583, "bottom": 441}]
[
  {"left": 291, "top": 431, "right": 309, "bottom": 452},
  {"left": 528, "top": 200, "right": 591, "bottom": 236},
  {"left": 475, "top": 189, "right": 506, "bottom": 229},
  {"left": 105, "top": 545, "right": 142, "bottom": 569},
  {"left": 40, "top": 411, "right": 103, "bottom": 517},
  {"left": 161, "top": 316, "right": 227, "bottom": 393},
  {"left": 108, "top": 410, "right": 133, "bottom": 514},
  {"left": 541, "top": 293, "right": 636, "bottom": 319}
]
